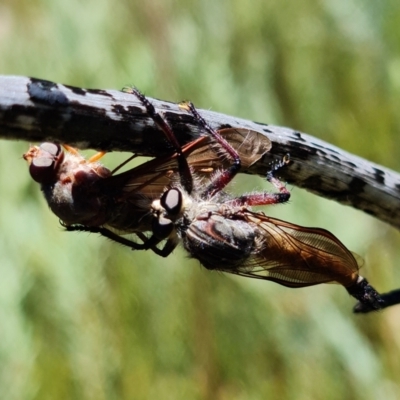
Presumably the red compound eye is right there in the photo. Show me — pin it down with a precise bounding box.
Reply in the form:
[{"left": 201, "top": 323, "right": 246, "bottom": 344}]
[{"left": 29, "top": 143, "right": 64, "bottom": 184}]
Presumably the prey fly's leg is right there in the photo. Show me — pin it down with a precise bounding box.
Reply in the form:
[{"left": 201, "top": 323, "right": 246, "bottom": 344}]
[
  {"left": 124, "top": 87, "right": 193, "bottom": 194},
  {"left": 62, "top": 223, "right": 148, "bottom": 250},
  {"left": 63, "top": 223, "right": 177, "bottom": 257}
]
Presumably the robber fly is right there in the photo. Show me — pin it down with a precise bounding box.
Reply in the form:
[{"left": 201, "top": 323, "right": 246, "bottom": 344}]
[
  {"left": 25, "top": 90, "right": 384, "bottom": 311},
  {"left": 23, "top": 88, "right": 271, "bottom": 244},
  {"left": 149, "top": 103, "right": 385, "bottom": 312},
  {"left": 46, "top": 92, "right": 384, "bottom": 313}
]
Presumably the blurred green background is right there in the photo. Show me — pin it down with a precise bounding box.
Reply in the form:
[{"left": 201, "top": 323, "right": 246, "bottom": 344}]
[{"left": 1, "top": 1, "right": 400, "bottom": 399}]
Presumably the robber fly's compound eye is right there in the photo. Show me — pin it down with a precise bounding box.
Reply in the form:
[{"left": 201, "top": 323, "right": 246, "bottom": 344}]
[
  {"left": 160, "top": 188, "right": 183, "bottom": 216},
  {"left": 152, "top": 215, "right": 174, "bottom": 240},
  {"left": 29, "top": 143, "right": 64, "bottom": 184}
]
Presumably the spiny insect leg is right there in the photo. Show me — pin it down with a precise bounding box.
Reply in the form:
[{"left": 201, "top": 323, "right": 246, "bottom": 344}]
[{"left": 125, "top": 87, "right": 193, "bottom": 193}]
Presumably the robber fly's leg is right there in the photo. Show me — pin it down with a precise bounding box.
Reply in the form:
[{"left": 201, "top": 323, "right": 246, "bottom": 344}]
[
  {"left": 155, "top": 239, "right": 178, "bottom": 257},
  {"left": 226, "top": 154, "right": 291, "bottom": 207},
  {"left": 266, "top": 154, "right": 291, "bottom": 193},
  {"left": 124, "top": 87, "right": 193, "bottom": 193},
  {"left": 62, "top": 223, "right": 148, "bottom": 250},
  {"left": 227, "top": 190, "right": 290, "bottom": 207},
  {"left": 135, "top": 232, "right": 163, "bottom": 256},
  {"left": 180, "top": 102, "right": 241, "bottom": 197},
  {"left": 137, "top": 233, "right": 177, "bottom": 258}
]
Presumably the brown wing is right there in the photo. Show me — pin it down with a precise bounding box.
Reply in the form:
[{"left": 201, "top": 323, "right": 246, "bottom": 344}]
[
  {"left": 100, "top": 136, "right": 209, "bottom": 200},
  {"left": 187, "top": 128, "right": 271, "bottom": 172},
  {"left": 99, "top": 129, "right": 271, "bottom": 232},
  {"left": 103, "top": 128, "right": 272, "bottom": 200},
  {"left": 227, "top": 211, "right": 361, "bottom": 288},
  {"left": 94, "top": 138, "right": 208, "bottom": 232}
]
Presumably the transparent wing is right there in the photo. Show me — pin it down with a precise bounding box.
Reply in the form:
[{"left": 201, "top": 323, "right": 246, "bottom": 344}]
[
  {"left": 100, "top": 129, "right": 270, "bottom": 232},
  {"left": 187, "top": 128, "right": 271, "bottom": 172},
  {"left": 227, "top": 211, "right": 361, "bottom": 288},
  {"left": 104, "top": 128, "right": 271, "bottom": 200}
]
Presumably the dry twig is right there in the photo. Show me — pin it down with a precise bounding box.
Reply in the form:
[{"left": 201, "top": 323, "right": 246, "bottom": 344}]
[{"left": 1, "top": 75, "right": 399, "bottom": 229}]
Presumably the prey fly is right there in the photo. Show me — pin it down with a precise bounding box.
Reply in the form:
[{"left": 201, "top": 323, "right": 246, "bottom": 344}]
[{"left": 23, "top": 88, "right": 271, "bottom": 247}]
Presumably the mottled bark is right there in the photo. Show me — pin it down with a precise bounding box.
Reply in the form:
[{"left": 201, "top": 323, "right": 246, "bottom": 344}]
[{"left": 1, "top": 75, "right": 400, "bottom": 229}]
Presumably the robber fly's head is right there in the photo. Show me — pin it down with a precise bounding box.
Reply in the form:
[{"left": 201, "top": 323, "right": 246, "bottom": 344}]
[
  {"left": 151, "top": 188, "right": 193, "bottom": 240},
  {"left": 23, "top": 143, "right": 64, "bottom": 185}
]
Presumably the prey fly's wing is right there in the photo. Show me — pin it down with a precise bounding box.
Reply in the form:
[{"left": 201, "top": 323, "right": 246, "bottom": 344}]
[
  {"left": 103, "top": 128, "right": 272, "bottom": 200},
  {"left": 96, "top": 129, "right": 271, "bottom": 233},
  {"left": 186, "top": 128, "right": 272, "bottom": 172}
]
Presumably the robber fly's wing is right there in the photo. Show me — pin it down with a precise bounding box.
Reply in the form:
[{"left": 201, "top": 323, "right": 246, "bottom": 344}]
[
  {"left": 187, "top": 128, "right": 271, "bottom": 173},
  {"left": 232, "top": 212, "right": 361, "bottom": 288}
]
